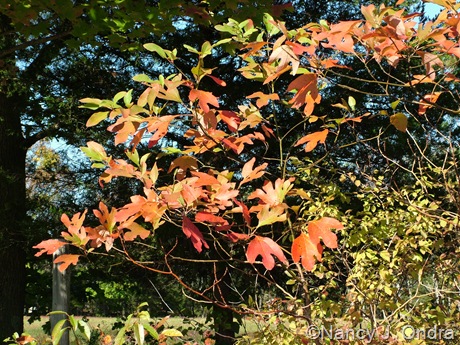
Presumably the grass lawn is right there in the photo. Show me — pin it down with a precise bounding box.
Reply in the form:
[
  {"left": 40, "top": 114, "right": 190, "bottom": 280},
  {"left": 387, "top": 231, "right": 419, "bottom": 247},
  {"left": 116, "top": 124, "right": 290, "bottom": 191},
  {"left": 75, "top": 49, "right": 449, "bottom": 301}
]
[
  {"left": 24, "top": 315, "right": 258, "bottom": 343},
  {"left": 24, "top": 316, "right": 116, "bottom": 343}
]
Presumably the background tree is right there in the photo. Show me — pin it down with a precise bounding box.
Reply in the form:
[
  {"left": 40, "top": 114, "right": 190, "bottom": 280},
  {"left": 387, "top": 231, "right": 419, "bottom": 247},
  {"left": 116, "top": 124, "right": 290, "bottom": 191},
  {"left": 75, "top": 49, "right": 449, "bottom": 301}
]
[
  {"left": 35, "top": 2, "right": 460, "bottom": 345},
  {"left": 0, "top": 0, "right": 288, "bottom": 337}
]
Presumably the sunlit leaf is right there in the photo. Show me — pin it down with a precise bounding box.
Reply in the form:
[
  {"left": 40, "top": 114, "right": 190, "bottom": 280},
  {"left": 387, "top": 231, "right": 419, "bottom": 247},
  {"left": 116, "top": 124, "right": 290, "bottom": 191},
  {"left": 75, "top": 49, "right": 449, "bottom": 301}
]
[
  {"left": 86, "top": 111, "right": 109, "bottom": 127},
  {"left": 246, "top": 236, "right": 288, "bottom": 270},
  {"left": 161, "top": 329, "right": 183, "bottom": 337},
  {"left": 54, "top": 254, "right": 80, "bottom": 272},
  {"left": 294, "top": 129, "right": 328, "bottom": 152},
  {"left": 189, "top": 89, "right": 219, "bottom": 113},
  {"left": 291, "top": 232, "right": 322, "bottom": 271},
  {"left": 308, "top": 217, "right": 342, "bottom": 248},
  {"left": 33, "top": 239, "right": 67, "bottom": 257},
  {"left": 240, "top": 157, "right": 268, "bottom": 186},
  {"left": 390, "top": 112, "right": 408, "bottom": 132}
]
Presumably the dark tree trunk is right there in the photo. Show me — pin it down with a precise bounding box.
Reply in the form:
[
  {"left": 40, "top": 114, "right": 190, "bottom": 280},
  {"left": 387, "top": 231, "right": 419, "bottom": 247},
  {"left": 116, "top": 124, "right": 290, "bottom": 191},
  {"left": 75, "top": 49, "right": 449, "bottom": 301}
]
[
  {"left": 212, "top": 263, "right": 237, "bottom": 345},
  {"left": 0, "top": 92, "right": 27, "bottom": 339}
]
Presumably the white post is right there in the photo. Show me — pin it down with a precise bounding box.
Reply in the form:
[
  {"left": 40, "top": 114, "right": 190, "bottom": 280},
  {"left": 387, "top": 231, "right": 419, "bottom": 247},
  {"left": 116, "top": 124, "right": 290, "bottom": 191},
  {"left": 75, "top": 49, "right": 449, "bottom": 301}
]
[{"left": 51, "top": 245, "right": 70, "bottom": 345}]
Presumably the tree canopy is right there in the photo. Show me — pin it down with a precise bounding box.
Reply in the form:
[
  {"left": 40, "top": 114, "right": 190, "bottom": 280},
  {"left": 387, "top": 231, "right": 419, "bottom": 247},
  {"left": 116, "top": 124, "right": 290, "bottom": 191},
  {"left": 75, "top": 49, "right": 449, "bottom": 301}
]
[{"left": 31, "top": 0, "right": 460, "bottom": 344}]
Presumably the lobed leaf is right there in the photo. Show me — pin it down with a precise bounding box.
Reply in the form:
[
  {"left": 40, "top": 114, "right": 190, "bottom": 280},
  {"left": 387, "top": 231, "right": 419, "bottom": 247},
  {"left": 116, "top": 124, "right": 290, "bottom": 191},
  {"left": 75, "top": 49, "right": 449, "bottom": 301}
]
[
  {"left": 246, "top": 236, "right": 288, "bottom": 270},
  {"left": 54, "top": 254, "right": 80, "bottom": 272}
]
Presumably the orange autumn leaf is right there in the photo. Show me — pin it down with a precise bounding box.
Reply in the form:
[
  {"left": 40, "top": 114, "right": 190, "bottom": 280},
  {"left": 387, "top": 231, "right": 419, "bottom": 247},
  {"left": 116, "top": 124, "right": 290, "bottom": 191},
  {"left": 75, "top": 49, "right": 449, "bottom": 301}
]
[
  {"left": 189, "top": 89, "right": 219, "bottom": 113},
  {"left": 418, "top": 92, "right": 442, "bottom": 115},
  {"left": 247, "top": 92, "right": 280, "bottom": 108},
  {"left": 233, "top": 199, "right": 251, "bottom": 226},
  {"left": 190, "top": 171, "right": 220, "bottom": 186},
  {"left": 207, "top": 74, "right": 226, "bottom": 86},
  {"left": 54, "top": 254, "right": 80, "bottom": 272},
  {"left": 33, "top": 239, "right": 67, "bottom": 257},
  {"left": 182, "top": 216, "right": 209, "bottom": 253},
  {"left": 240, "top": 157, "right": 268, "bottom": 186},
  {"left": 227, "top": 231, "right": 250, "bottom": 243},
  {"left": 287, "top": 73, "right": 321, "bottom": 115},
  {"left": 291, "top": 232, "right": 323, "bottom": 271},
  {"left": 219, "top": 110, "right": 240, "bottom": 132},
  {"left": 308, "top": 217, "right": 343, "bottom": 248},
  {"left": 416, "top": 51, "right": 443, "bottom": 80},
  {"left": 246, "top": 236, "right": 288, "bottom": 270},
  {"left": 16, "top": 335, "right": 35, "bottom": 345},
  {"left": 295, "top": 129, "right": 329, "bottom": 152},
  {"left": 269, "top": 44, "right": 300, "bottom": 74},
  {"left": 122, "top": 222, "right": 150, "bottom": 241},
  {"left": 146, "top": 115, "right": 176, "bottom": 148},
  {"left": 195, "top": 211, "right": 228, "bottom": 225}
]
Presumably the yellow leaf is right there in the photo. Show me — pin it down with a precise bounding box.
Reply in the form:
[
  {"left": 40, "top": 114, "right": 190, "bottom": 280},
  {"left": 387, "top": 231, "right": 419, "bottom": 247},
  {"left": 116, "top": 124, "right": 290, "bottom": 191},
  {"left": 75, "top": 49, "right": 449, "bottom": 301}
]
[{"left": 390, "top": 112, "right": 408, "bottom": 132}]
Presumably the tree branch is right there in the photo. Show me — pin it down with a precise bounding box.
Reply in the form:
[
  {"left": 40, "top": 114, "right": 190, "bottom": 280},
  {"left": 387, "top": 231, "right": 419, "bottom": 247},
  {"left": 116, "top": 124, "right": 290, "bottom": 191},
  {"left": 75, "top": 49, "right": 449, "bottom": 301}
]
[{"left": 0, "top": 30, "right": 71, "bottom": 59}]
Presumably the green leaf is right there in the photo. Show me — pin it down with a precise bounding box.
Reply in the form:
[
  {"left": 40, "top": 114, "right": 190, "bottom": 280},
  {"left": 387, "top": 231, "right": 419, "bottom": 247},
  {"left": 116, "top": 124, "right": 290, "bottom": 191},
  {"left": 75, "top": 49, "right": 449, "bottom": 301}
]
[
  {"left": 348, "top": 96, "right": 356, "bottom": 111},
  {"left": 263, "top": 13, "right": 280, "bottom": 35},
  {"left": 183, "top": 44, "right": 199, "bottom": 54},
  {"left": 86, "top": 111, "right": 109, "bottom": 127},
  {"left": 114, "top": 326, "right": 126, "bottom": 345},
  {"left": 47, "top": 311, "right": 67, "bottom": 316},
  {"left": 126, "top": 149, "right": 140, "bottom": 166},
  {"left": 212, "top": 38, "right": 232, "bottom": 48},
  {"left": 144, "top": 43, "right": 167, "bottom": 59},
  {"left": 91, "top": 163, "right": 106, "bottom": 169},
  {"left": 78, "top": 320, "right": 91, "bottom": 341},
  {"left": 286, "top": 279, "right": 297, "bottom": 285},
  {"left": 133, "top": 74, "right": 154, "bottom": 83},
  {"left": 142, "top": 323, "right": 159, "bottom": 340},
  {"left": 137, "top": 301, "right": 149, "bottom": 309},
  {"left": 51, "top": 319, "right": 67, "bottom": 344},
  {"left": 139, "top": 153, "right": 150, "bottom": 167},
  {"left": 201, "top": 41, "right": 212, "bottom": 57},
  {"left": 68, "top": 315, "right": 77, "bottom": 331},
  {"left": 80, "top": 97, "right": 102, "bottom": 105},
  {"left": 380, "top": 250, "right": 391, "bottom": 262},
  {"left": 123, "top": 89, "right": 133, "bottom": 107},
  {"left": 133, "top": 323, "right": 145, "bottom": 345},
  {"left": 390, "top": 99, "right": 400, "bottom": 109},
  {"left": 113, "top": 91, "right": 127, "bottom": 103}
]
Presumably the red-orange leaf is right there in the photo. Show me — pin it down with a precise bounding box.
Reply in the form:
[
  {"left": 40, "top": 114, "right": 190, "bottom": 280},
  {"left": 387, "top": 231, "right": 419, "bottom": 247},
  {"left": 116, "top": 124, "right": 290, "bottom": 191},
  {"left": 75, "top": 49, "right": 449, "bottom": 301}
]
[
  {"left": 219, "top": 110, "right": 240, "bottom": 132},
  {"left": 182, "top": 216, "right": 209, "bottom": 253},
  {"left": 227, "top": 231, "right": 250, "bottom": 243},
  {"left": 308, "top": 217, "right": 343, "bottom": 248},
  {"left": 190, "top": 171, "right": 220, "bottom": 186},
  {"left": 54, "top": 254, "right": 80, "bottom": 272},
  {"left": 247, "top": 92, "right": 280, "bottom": 108},
  {"left": 189, "top": 89, "right": 219, "bottom": 113},
  {"left": 246, "top": 236, "right": 288, "bottom": 270},
  {"left": 207, "top": 74, "right": 227, "bottom": 86},
  {"left": 195, "top": 212, "right": 228, "bottom": 225},
  {"left": 295, "top": 129, "right": 329, "bottom": 152},
  {"left": 33, "top": 239, "right": 67, "bottom": 257},
  {"left": 291, "top": 232, "right": 323, "bottom": 271},
  {"left": 416, "top": 51, "right": 443, "bottom": 80},
  {"left": 233, "top": 199, "right": 251, "bottom": 226},
  {"left": 287, "top": 73, "right": 321, "bottom": 115},
  {"left": 240, "top": 157, "right": 268, "bottom": 186},
  {"left": 418, "top": 92, "right": 442, "bottom": 115},
  {"left": 16, "top": 335, "right": 35, "bottom": 345}
]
